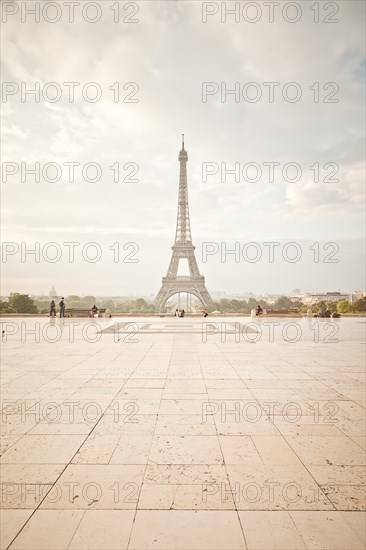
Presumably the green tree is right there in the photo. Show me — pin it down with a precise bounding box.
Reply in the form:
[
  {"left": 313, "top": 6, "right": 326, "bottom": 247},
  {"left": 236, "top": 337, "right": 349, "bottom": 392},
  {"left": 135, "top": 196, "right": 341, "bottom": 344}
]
[
  {"left": 134, "top": 298, "right": 148, "bottom": 311},
  {"left": 274, "top": 296, "right": 293, "bottom": 309},
  {"left": 337, "top": 300, "right": 352, "bottom": 313},
  {"left": 325, "top": 300, "right": 337, "bottom": 313},
  {"left": 34, "top": 299, "right": 50, "bottom": 314},
  {"left": 315, "top": 300, "right": 327, "bottom": 313},
  {"left": 247, "top": 298, "right": 259, "bottom": 311},
  {"left": 0, "top": 300, "right": 12, "bottom": 313},
  {"left": 7, "top": 293, "right": 38, "bottom": 314},
  {"left": 291, "top": 299, "right": 304, "bottom": 309},
  {"left": 353, "top": 296, "right": 366, "bottom": 312},
  {"left": 207, "top": 301, "right": 221, "bottom": 313},
  {"left": 99, "top": 299, "right": 115, "bottom": 312},
  {"left": 80, "top": 296, "right": 96, "bottom": 308}
]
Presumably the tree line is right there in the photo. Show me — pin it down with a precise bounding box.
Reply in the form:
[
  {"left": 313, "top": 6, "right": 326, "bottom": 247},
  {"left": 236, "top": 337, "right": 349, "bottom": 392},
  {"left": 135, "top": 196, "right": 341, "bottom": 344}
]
[{"left": 1, "top": 293, "right": 365, "bottom": 314}]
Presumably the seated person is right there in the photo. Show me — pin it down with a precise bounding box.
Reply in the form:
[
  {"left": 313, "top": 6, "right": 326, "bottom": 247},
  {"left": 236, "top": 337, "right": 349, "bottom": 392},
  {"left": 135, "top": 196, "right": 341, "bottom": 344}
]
[
  {"left": 256, "top": 305, "right": 263, "bottom": 316},
  {"left": 90, "top": 304, "right": 99, "bottom": 317}
]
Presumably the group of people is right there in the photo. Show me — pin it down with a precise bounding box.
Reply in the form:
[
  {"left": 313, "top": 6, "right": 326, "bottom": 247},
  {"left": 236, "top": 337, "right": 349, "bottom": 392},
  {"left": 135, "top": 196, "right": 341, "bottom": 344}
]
[
  {"left": 49, "top": 299, "right": 99, "bottom": 318},
  {"left": 49, "top": 298, "right": 65, "bottom": 317},
  {"left": 314, "top": 309, "right": 341, "bottom": 318},
  {"left": 175, "top": 309, "right": 209, "bottom": 317},
  {"left": 175, "top": 309, "right": 185, "bottom": 317}
]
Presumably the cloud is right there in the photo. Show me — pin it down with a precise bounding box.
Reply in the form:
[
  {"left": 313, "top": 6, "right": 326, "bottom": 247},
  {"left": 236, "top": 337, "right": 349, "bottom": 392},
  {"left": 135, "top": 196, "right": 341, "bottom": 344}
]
[{"left": 1, "top": 0, "right": 365, "bottom": 294}]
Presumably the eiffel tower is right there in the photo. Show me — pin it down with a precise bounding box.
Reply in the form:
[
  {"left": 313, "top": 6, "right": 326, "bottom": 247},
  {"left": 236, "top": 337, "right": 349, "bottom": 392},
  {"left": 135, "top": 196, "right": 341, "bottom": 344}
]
[{"left": 154, "top": 136, "right": 213, "bottom": 312}]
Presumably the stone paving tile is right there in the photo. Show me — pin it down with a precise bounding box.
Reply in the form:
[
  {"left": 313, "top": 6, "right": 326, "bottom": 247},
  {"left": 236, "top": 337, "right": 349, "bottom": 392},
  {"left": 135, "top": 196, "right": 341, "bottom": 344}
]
[
  {"left": 109, "top": 399, "right": 161, "bottom": 415},
  {"left": 219, "top": 436, "right": 263, "bottom": 465},
  {"left": 68, "top": 510, "right": 135, "bottom": 549},
  {"left": 155, "top": 414, "right": 217, "bottom": 436},
  {"left": 39, "top": 464, "right": 145, "bottom": 510},
  {"left": 340, "top": 511, "right": 366, "bottom": 544},
  {"left": 284, "top": 435, "right": 366, "bottom": 466},
  {"left": 8, "top": 510, "right": 84, "bottom": 550},
  {"left": 0, "top": 418, "right": 40, "bottom": 438},
  {"left": 238, "top": 511, "right": 307, "bottom": 549},
  {"left": 1, "top": 464, "right": 65, "bottom": 509},
  {"left": 205, "top": 379, "right": 246, "bottom": 389},
  {"left": 149, "top": 435, "right": 224, "bottom": 465},
  {"left": 71, "top": 434, "right": 120, "bottom": 464},
  {"left": 128, "top": 510, "right": 246, "bottom": 549},
  {"left": 165, "top": 379, "right": 206, "bottom": 391},
  {"left": 207, "top": 389, "right": 256, "bottom": 400},
  {"left": 138, "top": 483, "right": 237, "bottom": 510},
  {"left": 351, "top": 436, "right": 366, "bottom": 449},
  {"left": 123, "top": 379, "right": 165, "bottom": 388},
  {"left": 0, "top": 435, "right": 85, "bottom": 464},
  {"left": 27, "top": 421, "right": 94, "bottom": 435},
  {"left": 306, "top": 464, "right": 366, "bottom": 486},
  {"left": 92, "top": 413, "right": 157, "bottom": 435},
  {"left": 289, "top": 510, "right": 365, "bottom": 549},
  {"left": 0, "top": 510, "right": 33, "bottom": 550},
  {"left": 161, "top": 393, "right": 209, "bottom": 401},
  {"left": 214, "top": 416, "right": 279, "bottom": 436},
  {"left": 144, "top": 464, "right": 230, "bottom": 485},
  {"left": 322, "top": 484, "right": 365, "bottom": 511},
  {"left": 1, "top": 317, "right": 365, "bottom": 549},
  {"left": 114, "top": 388, "right": 164, "bottom": 400},
  {"left": 0, "top": 435, "right": 23, "bottom": 457},
  {"left": 158, "top": 399, "right": 207, "bottom": 415},
  {"left": 226, "top": 464, "right": 334, "bottom": 510},
  {"left": 271, "top": 417, "right": 345, "bottom": 437},
  {"left": 109, "top": 435, "right": 153, "bottom": 464}
]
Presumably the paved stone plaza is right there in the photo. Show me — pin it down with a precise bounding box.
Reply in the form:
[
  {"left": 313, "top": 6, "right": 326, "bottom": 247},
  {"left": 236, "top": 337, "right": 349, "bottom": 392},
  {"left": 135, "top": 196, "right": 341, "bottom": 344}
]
[{"left": 0, "top": 317, "right": 365, "bottom": 549}]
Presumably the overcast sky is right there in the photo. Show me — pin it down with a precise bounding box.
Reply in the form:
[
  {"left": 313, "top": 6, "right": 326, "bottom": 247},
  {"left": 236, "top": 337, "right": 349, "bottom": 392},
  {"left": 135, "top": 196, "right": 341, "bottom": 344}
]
[{"left": 1, "top": 0, "right": 365, "bottom": 297}]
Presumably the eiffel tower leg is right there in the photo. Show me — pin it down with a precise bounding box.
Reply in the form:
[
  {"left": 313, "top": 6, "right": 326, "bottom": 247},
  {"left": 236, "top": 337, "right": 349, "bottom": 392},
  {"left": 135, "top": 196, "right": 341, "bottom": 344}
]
[{"left": 154, "top": 287, "right": 171, "bottom": 312}]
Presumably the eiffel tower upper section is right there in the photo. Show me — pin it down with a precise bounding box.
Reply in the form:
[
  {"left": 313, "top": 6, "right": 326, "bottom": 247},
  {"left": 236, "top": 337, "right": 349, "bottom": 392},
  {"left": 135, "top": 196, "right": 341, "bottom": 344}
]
[{"left": 174, "top": 134, "right": 192, "bottom": 245}]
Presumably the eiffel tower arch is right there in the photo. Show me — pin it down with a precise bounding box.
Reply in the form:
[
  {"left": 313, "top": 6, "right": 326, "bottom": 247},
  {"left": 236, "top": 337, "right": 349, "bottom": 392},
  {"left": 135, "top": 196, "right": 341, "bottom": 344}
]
[{"left": 155, "top": 136, "right": 213, "bottom": 313}]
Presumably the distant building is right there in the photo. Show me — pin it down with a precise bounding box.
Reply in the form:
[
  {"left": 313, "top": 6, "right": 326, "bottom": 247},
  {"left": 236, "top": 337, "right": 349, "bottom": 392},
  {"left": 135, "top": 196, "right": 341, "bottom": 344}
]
[
  {"left": 49, "top": 286, "right": 58, "bottom": 299},
  {"left": 303, "top": 292, "right": 351, "bottom": 305},
  {"left": 290, "top": 295, "right": 304, "bottom": 303},
  {"left": 351, "top": 291, "right": 366, "bottom": 303}
]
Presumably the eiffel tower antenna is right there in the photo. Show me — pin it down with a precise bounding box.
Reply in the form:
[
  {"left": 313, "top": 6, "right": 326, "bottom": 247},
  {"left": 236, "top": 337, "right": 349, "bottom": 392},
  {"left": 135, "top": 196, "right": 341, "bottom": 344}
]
[{"left": 154, "top": 136, "right": 213, "bottom": 313}]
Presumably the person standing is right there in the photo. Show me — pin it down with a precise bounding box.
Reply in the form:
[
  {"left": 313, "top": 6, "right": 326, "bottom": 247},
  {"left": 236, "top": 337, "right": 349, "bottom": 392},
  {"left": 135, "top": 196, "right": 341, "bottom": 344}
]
[
  {"left": 59, "top": 297, "right": 65, "bottom": 318},
  {"left": 50, "top": 300, "right": 56, "bottom": 317}
]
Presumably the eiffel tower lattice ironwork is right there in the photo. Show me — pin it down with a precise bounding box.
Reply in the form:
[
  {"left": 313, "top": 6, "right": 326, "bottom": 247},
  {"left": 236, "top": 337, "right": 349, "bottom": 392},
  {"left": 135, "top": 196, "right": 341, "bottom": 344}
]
[{"left": 154, "top": 136, "right": 213, "bottom": 312}]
